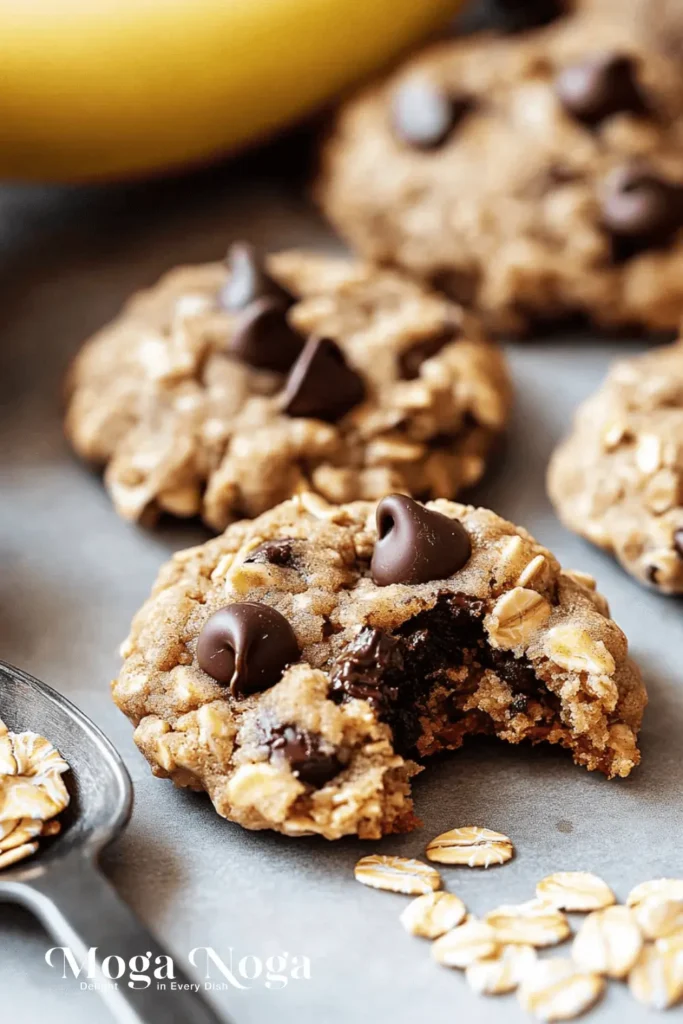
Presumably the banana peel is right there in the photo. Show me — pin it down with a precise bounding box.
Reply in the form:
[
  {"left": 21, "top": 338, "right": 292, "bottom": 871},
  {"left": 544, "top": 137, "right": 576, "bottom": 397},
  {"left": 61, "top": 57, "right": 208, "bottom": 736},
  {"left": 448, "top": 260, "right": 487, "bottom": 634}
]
[{"left": 0, "top": 0, "right": 461, "bottom": 183}]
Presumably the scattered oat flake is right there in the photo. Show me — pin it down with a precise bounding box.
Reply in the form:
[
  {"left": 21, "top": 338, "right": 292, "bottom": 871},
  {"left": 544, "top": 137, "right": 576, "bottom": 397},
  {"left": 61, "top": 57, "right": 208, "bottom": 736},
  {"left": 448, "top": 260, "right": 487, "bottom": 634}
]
[
  {"left": 0, "top": 841, "right": 39, "bottom": 871},
  {"left": 629, "top": 943, "right": 683, "bottom": 1010},
  {"left": 432, "top": 919, "right": 499, "bottom": 969},
  {"left": 354, "top": 855, "right": 441, "bottom": 896},
  {"left": 466, "top": 943, "right": 536, "bottom": 995},
  {"left": 485, "top": 899, "right": 571, "bottom": 947},
  {"left": 634, "top": 896, "right": 683, "bottom": 940},
  {"left": 627, "top": 878, "right": 683, "bottom": 908},
  {"left": 658, "top": 934, "right": 683, "bottom": 956},
  {"left": 0, "top": 817, "right": 43, "bottom": 854},
  {"left": 572, "top": 905, "right": 643, "bottom": 979},
  {"left": 400, "top": 891, "right": 466, "bottom": 939},
  {"left": 518, "top": 959, "right": 605, "bottom": 1021},
  {"left": 536, "top": 872, "right": 615, "bottom": 912},
  {"left": 0, "top": 723, "right": 70, "bottom": 872},
  {"left": 425, "top": 826, "right": 514, "bottom": 868}
]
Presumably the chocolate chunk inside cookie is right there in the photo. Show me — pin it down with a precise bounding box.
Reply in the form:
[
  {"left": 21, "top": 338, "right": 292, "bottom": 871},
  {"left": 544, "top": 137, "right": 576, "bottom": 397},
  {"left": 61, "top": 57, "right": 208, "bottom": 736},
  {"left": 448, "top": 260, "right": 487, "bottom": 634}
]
[{"left": 264, "top": 724, "right": 344, "bottom": 787}]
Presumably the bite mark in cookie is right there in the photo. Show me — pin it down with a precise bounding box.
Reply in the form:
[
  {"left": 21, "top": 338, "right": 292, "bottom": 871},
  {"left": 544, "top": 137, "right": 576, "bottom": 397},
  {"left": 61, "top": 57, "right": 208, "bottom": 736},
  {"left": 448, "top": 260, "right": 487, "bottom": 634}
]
[{"left": 114, "top": 495, "right": 646, "bottom": 840}]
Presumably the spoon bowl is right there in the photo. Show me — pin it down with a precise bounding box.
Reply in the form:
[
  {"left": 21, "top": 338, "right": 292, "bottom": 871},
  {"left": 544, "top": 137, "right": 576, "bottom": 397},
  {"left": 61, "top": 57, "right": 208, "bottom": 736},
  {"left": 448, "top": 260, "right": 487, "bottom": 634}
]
[
  {"left": 0, "top": 661, "right": 226, "bottom": 1024},
  {"left": 0, "top": 661, "right": 131, "bottom": 876}
]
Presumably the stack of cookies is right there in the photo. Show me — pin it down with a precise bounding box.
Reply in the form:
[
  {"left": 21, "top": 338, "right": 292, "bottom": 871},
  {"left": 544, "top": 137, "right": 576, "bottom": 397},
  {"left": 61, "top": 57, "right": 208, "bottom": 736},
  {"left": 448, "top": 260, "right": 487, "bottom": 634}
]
[{"left": 63, "top": 0, "right": 683, "bottom": 848}]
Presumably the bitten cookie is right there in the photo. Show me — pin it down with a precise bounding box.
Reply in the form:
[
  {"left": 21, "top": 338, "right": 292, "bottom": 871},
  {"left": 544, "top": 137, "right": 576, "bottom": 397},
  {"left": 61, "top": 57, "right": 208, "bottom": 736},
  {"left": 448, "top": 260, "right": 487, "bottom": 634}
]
[
  {"left": 317, "top": 17, "right": 683, "bottom": 335},
  {"left": 65, "top": 246, "right": 510, "bottom": 529},
  {"left": 548, "top": 342, "right": 683, "bottom": 594},
  {"left": 113, "top": 493, "right": 646, "bottom": 840}
]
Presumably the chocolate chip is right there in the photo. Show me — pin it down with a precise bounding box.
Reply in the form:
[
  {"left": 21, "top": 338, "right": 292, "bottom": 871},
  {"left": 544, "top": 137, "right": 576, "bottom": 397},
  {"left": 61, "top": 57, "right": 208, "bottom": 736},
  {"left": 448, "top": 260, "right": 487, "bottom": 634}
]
[
  {"left": 488, "top": 0, "right": 565, "bottom": 32},
  {"left": 281, "top": 337, "right": 365, "bottom": 422},
  {"left": 219, "top": 242, "right": 294, "bottom": 312},
  {"left": 391, "top": 79, "right": 472, "bottom": 149},
  {"left": 329, "top": 628, "right": 404, "bottom": 713},
  {"left": 196, "top": 603, "right": 300, "bottom": 696},
  {"left": 674, "top": 529, "right": 683, "bottom": 559},
  {"left": 399, "top": 328, "right": 456, "bottom": 380},
  {"left": 227, "top": 297, "right": 304, "bottom": 373},
  {"left": 556, "top": 54, "right": 645, "bottom": 125},
  {"left": 371, "top": 494, "right": 471, "bottom": 587},
  {"left": 487, "top": 648, "right": 542, "bottom": 697},
  {"left": 601, "top": 164, "right": 683, "bottom": 247},
  {"left": 244, "top": 539, "right": 297, "bottom": 568},
  {"left": 266, "top": 725, "right": 343, "bottom": 787}
]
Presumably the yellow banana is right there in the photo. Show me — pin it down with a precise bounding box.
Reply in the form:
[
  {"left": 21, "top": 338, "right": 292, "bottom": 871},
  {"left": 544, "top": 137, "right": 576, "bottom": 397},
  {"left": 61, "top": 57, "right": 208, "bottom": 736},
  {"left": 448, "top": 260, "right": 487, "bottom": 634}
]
[{"left": 0, "top": 0, "right": 461, "bottom": 183}]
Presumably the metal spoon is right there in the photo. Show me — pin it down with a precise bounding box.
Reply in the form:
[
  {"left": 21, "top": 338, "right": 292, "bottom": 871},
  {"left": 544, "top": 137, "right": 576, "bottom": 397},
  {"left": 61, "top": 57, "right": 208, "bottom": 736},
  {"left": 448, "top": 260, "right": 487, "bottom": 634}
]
[{"left": 0, "top": 660, "right": 227, "bottom": 1024}]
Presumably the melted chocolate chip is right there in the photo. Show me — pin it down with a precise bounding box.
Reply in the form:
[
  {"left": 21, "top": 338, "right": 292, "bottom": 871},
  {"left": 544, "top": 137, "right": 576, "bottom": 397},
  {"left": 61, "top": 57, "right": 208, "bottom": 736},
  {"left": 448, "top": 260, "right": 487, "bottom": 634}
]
[
  {"left": 220, "top": 242, "right": 294, "bottom": 312},
  {"left": 281, "top": 337, "right": 365, "bottom": 422},
  {"left": 556, "top": 54, "right": 645, "bottom": 125},
  {"left": 266, "top": 724, "right": 343, "bottom": 787},
  {"left": 394, "top": 592, "right": 485, "bottom": 675},
  {"left": 391, "top": 79, "right": 473, "bottom": 149},
  {"left": 196, "top": 603, "right": 300, "bottom": 696},
  {"left": 244, "top": 539, "right": 298, "bottom": 568},
  {"left": 674, "top": 529, "right": 683, "bottom": 559},
  {"left": 330, "top": 591, "right": 554, "bottom": 756},
  {"left": 371, "top": 494, "right": 471, "bottom": 587},
  {"left": 486, "top": 648, "right": 543, "bottom": 697},
  {"left": 329, "top": 628, "right": 404, "bottom": 713},
  {"left": 399, "top": 328, "right": 457, "bottom": 380},
  {"left": 601, "top": 164, "right": 683, "bottom": 252},
  {"left": 227, "top": 297, "right": 305, "bottom": 373}
]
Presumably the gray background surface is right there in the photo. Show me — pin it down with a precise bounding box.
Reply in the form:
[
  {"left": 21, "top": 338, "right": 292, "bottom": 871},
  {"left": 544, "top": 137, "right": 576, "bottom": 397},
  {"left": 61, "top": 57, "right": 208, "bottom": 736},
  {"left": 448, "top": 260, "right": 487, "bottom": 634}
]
[{"left": 1, "top": 157, "right": 682, "bottom": 1024}]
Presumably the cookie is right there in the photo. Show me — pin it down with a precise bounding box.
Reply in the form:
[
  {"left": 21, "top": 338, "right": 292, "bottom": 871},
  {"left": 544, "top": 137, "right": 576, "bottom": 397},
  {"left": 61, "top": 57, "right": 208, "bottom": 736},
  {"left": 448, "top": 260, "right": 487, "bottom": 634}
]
[
  {"left": 643, "top": 0, "right": 683, "bottom": 63},
  {"left": 65, "top": 246, "right": 510, "bottom": 529},
  {"left": 113, "top": 493, "right": 646, "bottom": 840},
  {"left": 317, "top": 17, "right": 683, "bottom": 335},
  {"left": 548, "top": 342, "right": 683, "bottom": 594}
]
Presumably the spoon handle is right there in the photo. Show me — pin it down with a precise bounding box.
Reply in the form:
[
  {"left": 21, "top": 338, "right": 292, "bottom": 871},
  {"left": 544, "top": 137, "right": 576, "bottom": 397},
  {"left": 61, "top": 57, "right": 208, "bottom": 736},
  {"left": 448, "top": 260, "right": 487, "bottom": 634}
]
[{"left": 2, "top": 854, "right": 228, "bottom": 1024}]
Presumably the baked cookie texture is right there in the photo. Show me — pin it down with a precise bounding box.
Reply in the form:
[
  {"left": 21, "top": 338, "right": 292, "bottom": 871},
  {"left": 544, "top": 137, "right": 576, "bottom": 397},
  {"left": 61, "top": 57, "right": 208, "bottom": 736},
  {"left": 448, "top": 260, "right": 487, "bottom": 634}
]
[
  {"left": 642, "top": 0, "right": 683, "bottom": 63},
  {"left": 548, "top": 341, "right": 683, "bottom": 594},
  {"left": 317, "top": 16, "right": 683, "bottom": 335},
  {"left": 65, "top": 249, "right": 510, "bottom": 529},
  {"left": 113, "top": 493, "right": 646, "bottom": 840}
]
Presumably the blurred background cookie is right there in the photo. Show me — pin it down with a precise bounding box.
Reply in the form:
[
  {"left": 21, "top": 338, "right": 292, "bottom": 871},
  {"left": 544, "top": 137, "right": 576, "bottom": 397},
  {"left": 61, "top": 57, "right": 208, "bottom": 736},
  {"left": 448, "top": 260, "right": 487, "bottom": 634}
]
[
  {"left": 317, "top": 17, "right": 683, "bottom": 336},
  {"left": 65, "top": 246, "right": 511, "bottom": 529},
  {"left": 549, "top": 340, "right": 683, "bottom": 594}
]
